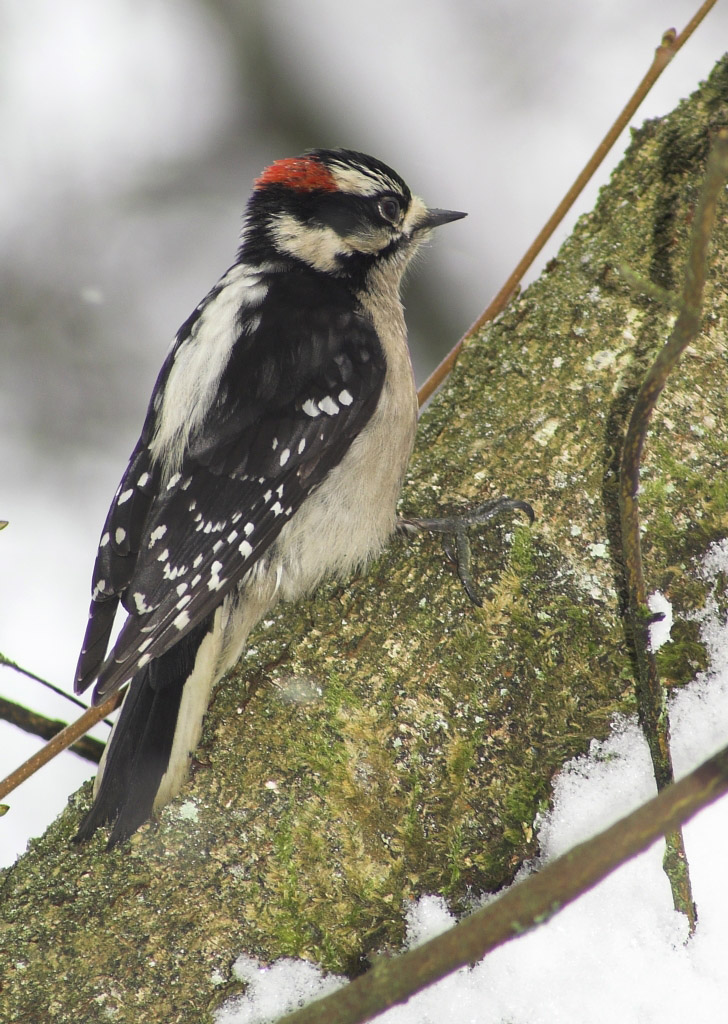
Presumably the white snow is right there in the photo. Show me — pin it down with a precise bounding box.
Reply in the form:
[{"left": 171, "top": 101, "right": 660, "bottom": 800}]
[
  {"left": 215, "top": 540, "right": 728, "bottom": 1024},
  {"left": 648, "top": 590, "right": 674, "bottom": 652}
]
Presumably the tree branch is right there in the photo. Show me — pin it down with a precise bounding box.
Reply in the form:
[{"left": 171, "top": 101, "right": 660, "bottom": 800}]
[
  {"left": 274, "top": 742, "right": 728, "bottom": 1024},
  {"left": 0, "top": 651, "right": 93, "bottom": 715},
  {"left": 417, "top": 0, "right": 720, "bottom": 407},
  {"left": 0, "top": 696, "right": 105, "bottom": 765},
  {"left": 618, "top": 128, "right": 728, "bottom": 929},
  {"left": 0, "top": 690, "right": 122, "bottom": 801}
]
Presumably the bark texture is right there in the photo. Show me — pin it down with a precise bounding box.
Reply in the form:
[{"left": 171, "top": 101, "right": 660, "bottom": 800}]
[{"left": 3, "top": 56, "right": 728, "bottom": 1024}]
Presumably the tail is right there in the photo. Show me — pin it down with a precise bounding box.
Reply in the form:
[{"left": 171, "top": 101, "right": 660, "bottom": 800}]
[{"left": 74, "top": 612, "right": 219, "bottom": 847}]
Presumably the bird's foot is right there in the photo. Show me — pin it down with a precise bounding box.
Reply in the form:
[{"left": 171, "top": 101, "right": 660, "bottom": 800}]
[{"left": 398, "top": 496, "right": 534, "bottom": 606}]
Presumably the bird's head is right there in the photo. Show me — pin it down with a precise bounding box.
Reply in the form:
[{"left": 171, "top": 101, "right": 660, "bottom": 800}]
[{"left": 242, "top": 148, "right": 466, "bottom": 279}]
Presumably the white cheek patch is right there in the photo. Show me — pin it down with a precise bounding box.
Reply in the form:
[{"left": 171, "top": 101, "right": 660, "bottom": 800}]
[
  {"left": 269, "top": 211, "right": 394, "bottom": 269},
  {"left": 269, "top": 213, "right": 345, "bottom": 273}
]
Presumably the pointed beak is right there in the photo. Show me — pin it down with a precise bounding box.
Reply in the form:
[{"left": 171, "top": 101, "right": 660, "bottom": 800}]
[{"left": 419, "top": 208, "right": 467, "bottom": 230}]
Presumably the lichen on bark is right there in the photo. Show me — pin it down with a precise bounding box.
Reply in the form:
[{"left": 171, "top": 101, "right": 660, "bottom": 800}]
[{"left": 2, "top": 55, "right": 728, "bottom": 1024}]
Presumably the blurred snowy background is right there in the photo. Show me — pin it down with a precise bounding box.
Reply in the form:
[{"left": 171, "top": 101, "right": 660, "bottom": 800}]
[{"left": 1, "top": 0, "right": 726, "bottom": 929}]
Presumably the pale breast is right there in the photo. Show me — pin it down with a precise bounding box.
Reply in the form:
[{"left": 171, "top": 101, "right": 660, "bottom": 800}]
[{"left": 272, "top": 261, "right": 419, "bottom": 599}]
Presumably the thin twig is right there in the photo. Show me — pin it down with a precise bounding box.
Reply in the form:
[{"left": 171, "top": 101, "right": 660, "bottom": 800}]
[
  {"left": 0, "top": 650, "right": 100, "bottom": 717},
  {"left": 0, "top": 689, "right": 123, "bottom": 802},
  {"left": 273, "top": 743, "right": 728, "bottom": 1024},
  {"left": 619, "top": 129, "right": 728, "bottom": 932},
  {"left": 417, "top": 0, "right": 719, "bottom": 408},
  {"left": 0, "top": 696, "right": 104, "bottom": 764}
]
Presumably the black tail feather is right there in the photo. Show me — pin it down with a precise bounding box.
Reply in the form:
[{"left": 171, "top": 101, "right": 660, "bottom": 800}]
[{"left": 74, "top": 615, "right": 214, "bottom": 848}]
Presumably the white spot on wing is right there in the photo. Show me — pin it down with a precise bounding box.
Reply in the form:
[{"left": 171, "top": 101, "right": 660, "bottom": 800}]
[
  {"left": 115, "top": 528, "right": 126, "bottom": 544},
  {"left": 279, "top": 447, "right": 290, "bottom": 467},
  {"left": 338, "top": 389, "right": 353, "bottom": 406},
  {"left": 302, "top": 399, "right": 320, "bottom": 417},
  {"left": 163, "top": 562, "right": 188, "bottom": 580},
  {"left": 149, "top": 524, "right": 167, "bottom": 547},
  {"left": 173, "top": 610, "right": 190, "bottom": 630},
  {"left": 239, "top": 540, "right": 253, "bottom": 558},
  {"left": 166, "top": 472, "right": 181, "bottom": 490},
  {"left": 117, "top": 488, "right": 134, "bottom": 505},
  {"left": 133, "top": 592, "right": 154, "bottom": 614},
  {"left": 318, "top": 396, "right": 339, "bottom": 415},
  {"left": 208, "top": 560, "right": 226, "bottom": 591}
]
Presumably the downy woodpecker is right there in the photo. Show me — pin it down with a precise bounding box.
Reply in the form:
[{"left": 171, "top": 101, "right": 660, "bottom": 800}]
[{"left": 73, "top": 149, "right": 467, "bottom": 846}]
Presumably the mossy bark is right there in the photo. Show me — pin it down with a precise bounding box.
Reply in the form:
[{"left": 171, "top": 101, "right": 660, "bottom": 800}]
[{"left": 3, "top": 57, "right": 728, "bottom": 1024}]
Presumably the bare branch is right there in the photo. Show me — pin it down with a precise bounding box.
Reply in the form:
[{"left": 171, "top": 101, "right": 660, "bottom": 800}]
[
  {"left": 0, "top": 696, "right": 105, "bottom": 764},
  {"left": 0, "top": 650, "right": 99, "bottom": 716},
  {"left": 417, "top": 0, "right": 720, "bottom": 407},
  {"left": 0, "top": 689, "right": 123, "bottom": 801},
  {"left": 618, "top": 128, "right": 728, "bottom": 929},
  {"left": 273, "top": 741, "right": 728, "bottom": 1024}
]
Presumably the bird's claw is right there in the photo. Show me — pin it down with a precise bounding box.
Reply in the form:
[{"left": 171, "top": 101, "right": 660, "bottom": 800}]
[{"left": 399, "top": 496, "right": 535, "bottom": 606}]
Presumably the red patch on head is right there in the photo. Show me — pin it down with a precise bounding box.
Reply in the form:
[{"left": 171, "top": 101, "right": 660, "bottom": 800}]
[{"left": 254, "top": 156, "right": 337, "bottom": 193}]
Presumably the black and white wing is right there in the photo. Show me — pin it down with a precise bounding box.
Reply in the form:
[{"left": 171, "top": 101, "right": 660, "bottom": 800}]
[{"left": 74, "top": 268, "right": 386, "bottom": 702}]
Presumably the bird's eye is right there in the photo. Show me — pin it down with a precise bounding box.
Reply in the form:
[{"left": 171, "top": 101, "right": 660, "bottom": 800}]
[{"left": 377, "top": 197, "right": 402, "bottom": 223}]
